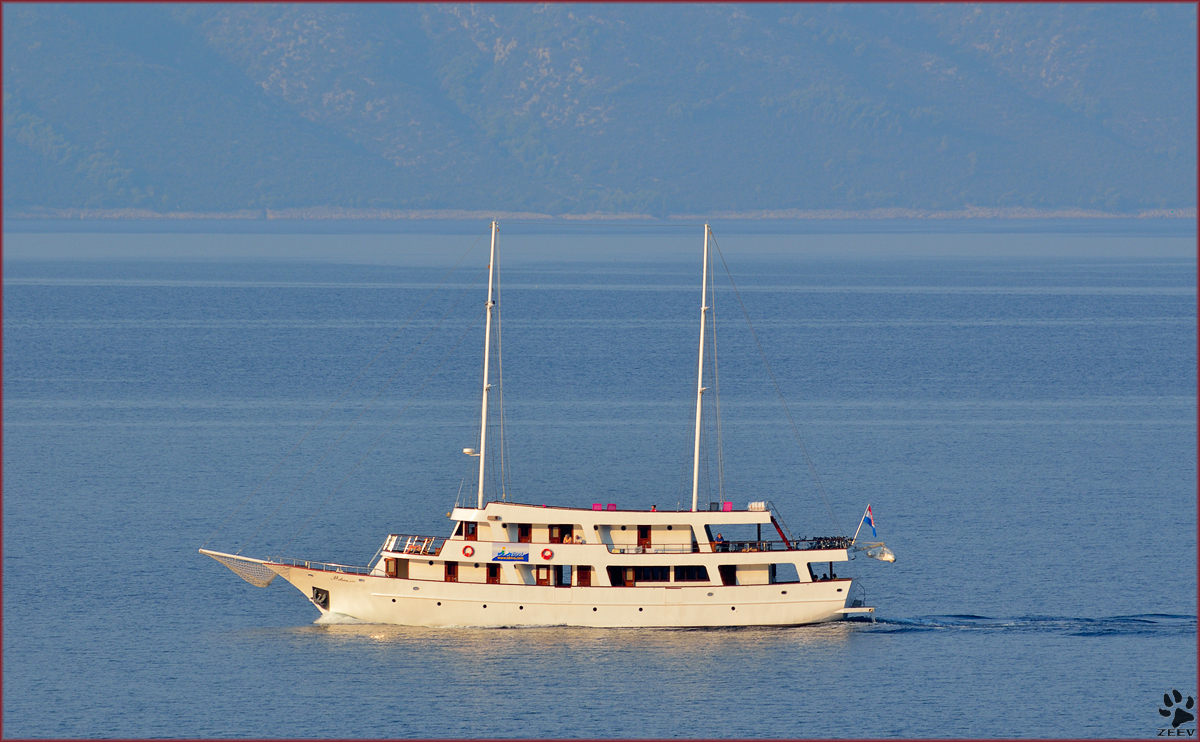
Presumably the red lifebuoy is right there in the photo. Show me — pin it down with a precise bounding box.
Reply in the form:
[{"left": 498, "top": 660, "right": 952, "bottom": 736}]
[
  {"left": 541, "top": 548, "right": 554, "bottom": 560},
  {"left": 462, "top": 545, "right": 475, "bottom": 557}
]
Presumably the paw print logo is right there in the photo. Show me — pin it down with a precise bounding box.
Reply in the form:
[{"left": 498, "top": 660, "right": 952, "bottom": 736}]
[{"left": 1160, "top": 690, "right": 1196, "bottom": 728}]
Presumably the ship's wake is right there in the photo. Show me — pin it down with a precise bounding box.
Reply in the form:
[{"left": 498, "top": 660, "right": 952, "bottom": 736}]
[{"left": 861, "top": 613, "right": 1195, "bottom": 637}]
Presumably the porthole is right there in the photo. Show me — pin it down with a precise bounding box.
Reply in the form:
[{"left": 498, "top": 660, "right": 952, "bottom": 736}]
[
  {"left": 436, "top": 601, "right": 441, "bottom": 606},
  {"left": 483, "top": 604, "right": 487, "bottom": 608},
  {"left": 593, "top": 525, "right": 599, "bottom": 531},
  {"left": 474, "top": 563, "right": 480, "bottom": 568},
  {"left": 837, "top": 588, "right": 843, "bottom": 593},
  {"left": 666, "top": 525, "right": 673, "bottom": 530},
  {"left": 428, "top": 560, "right": 434, "bottom": 565},
  {"left": 519, "top": 606, "right": 524, "bottom": 610},
  {"left": 413, "top": 586, "right": 419, "bottom": 591},
  {"left": 593, "top": 607, "right": 597, "bottom": 612},
  {"left": 781, "top": 591, "right": 787, "bottom": 595},
  {"left": 731, "top": 606, "right": 736, "bottom": 611},
  {"left": 620, "top": 525, "right": 627, "bottom": 531},
  {"left": 707, "top": 592, "right": 714, "bottom": 597},
  {"left": 392, "top": 599, "right": 396, "bottom": 603},
  {"left": 638, "top": 608, "right": 643, "bottom": 612}
]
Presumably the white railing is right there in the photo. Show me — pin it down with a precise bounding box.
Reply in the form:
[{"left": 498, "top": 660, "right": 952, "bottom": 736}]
[
  {"left": 606, "top": 544, "right": 700, "bottom": 554},
  {"left": 607, "top": 538, "right": 853, "bottom": 555},
  {"left": 269, "top": 556, "right": 372, "bottom": 575},
  {"left": 384, "top": 534, "right": 445, "bottom": 556}
]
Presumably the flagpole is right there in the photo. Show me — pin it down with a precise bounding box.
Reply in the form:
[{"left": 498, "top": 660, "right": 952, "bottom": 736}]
[{"left": 852, "top": 504, "right": 870, "bottom": 544}]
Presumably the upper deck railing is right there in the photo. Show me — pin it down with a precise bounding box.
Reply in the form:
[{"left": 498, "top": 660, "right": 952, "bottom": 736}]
[
  {"left": 372, "top": 534, "right": 850, "bottom": 559},
  {"left": 607, "top": 543, "right": 701, "bottom": 554},
  {"left": 269, "top": 556, "right": 373, "bottom": 575},
  {"left": 608, "top": 537, "right": 853, "bottom": 555},
  {"left": 383, "top": 534, "right": 446, "bottom": 556}
]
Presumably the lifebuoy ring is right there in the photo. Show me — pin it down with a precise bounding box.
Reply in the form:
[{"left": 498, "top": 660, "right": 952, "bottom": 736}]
[
  {"left": 541, "top": 548, "right": 554, "bottom": 560},
  {"left": 462, "top": 545, "right": 475, "bottom": 557}
]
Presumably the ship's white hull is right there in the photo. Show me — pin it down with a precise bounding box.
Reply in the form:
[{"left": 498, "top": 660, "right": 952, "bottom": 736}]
[{"left": 270, "top": 563, "right": 862, "bottom": 628}]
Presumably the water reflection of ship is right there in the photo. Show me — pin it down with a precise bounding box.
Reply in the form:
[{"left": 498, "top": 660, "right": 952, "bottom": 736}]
[
  {"left": 290, "top": 621, "right": 860, "bottom": 654},
  {"left": 202, "top": 222, "right": 894, "bottom": 627}
]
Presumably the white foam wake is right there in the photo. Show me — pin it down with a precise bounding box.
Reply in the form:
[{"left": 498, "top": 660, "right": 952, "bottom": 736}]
[{"left": 313, "top": 611, "right": 371, "bottom": 625}]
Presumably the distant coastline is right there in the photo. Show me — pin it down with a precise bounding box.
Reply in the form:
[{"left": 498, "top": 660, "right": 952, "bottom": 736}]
[{"left": 5, "top": 206, "right": 1195, "bottom": 222}]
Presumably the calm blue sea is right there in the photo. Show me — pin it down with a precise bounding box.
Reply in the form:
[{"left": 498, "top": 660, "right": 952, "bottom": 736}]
[{"left": 3, "top": 225, "right": 1196, "bottom": 738}]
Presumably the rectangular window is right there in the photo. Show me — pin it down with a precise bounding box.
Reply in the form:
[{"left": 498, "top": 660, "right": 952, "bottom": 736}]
[
  {"left": 464, "top": 522, "right": 478, "bottom": 541},
  {"left": 633, "top": 566, "right": 670, "bottom": 582},
  {"left": 554, "top": 565, "right": 572, "bottom": 587},
  {"left": 607, "top": 566, "right": 630, "bottom": 587},
  {"left": 718, "top": 565, "right": 737, "bottom": 586},
  {"left": 535, "top": 566, "right": 550, "bottom": 586},
  {"left": 385, "top": 558, "right": 398, "bottom": 578},
  {"left": 518, "top": 523, "right": 532, "bottom": 543},
  {"left": 487, "top": 564, "right": 500, "bottom": 584},
  {"left": 772, "top": 563, "right": 799, "bottom": 583},
  {"left": 445, "top": 561, "right": 458, "bottom": 582},
  {"left": 674, "top": 565, "right": 709, "bottom": 582},
  {"left": 576, "top": 565, "right": 591, "bottom": 587}
]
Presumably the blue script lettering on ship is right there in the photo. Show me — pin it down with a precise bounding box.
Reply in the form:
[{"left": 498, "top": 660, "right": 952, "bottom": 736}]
[{"left": 493, "top": 548, "right": 529, "bottom": 562}]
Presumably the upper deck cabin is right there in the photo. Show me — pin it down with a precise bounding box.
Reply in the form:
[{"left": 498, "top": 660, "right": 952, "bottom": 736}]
[
  {"left": 377, "top": 500, "right": 852, "bottom": 587},
  {"left": 447, "top": 501, "right": 786, "bottom": 554}
]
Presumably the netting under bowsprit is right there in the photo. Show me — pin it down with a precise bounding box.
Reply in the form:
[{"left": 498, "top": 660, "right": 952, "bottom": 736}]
[{"left": 201, "top": 549, "right": 278, "bottom": 588}]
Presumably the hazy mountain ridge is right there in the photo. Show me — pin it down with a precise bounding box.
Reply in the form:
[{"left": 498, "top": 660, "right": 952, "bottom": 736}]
[{"left": 4, "top": 3, "right": 1195, "bottom": 216}]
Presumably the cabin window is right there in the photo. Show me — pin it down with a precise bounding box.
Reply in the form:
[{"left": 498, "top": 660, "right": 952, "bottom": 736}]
[
  {"left": 444, "top": 561, "right": 458, "bottom": 582},
  {"left": 633, "top": 566, "right": 669, "bottom": 582},
  {"left": 453, "top": 522, "right": 463, "bottom": 536},
  {"left": 674, "top": 565, "right": 709, "bottom": 582},
  {"left": 549, "top": 524, "right": 575, "bottom": 544},
  {"left": 535, "top": 566, "right": 551, "bottom": 586},
  {"left": 554, "top": 565, "right": 572, "bottom": 587},
  {"left": 771, "top": 563, "right": 799, "bottom": 583},
  {"left": 487, "top": 564, "right": 500, "bottom": 584},
  {"left": 637, "top": 525, "right": 651, "bottom": 549},
  {"left": 576, "top": 566, "right": 592, "bottom": 587},
  {"left": 385, "top": 558, "right": 398, "bottom": 578},
  {"left": 607, "top": 566, "right": 634, "bottom": 587},
  {"left": 808, "top": 563, "right": 838, "bottom": 581},
  {"left": 518, "top": 523, "right": 532, "bottom": 543},
  {"left": 463, "top": 522, "right": 478, "bottom": 541},
  {"left": 718, "top": 565, "right": 737, "bottom": 586}
]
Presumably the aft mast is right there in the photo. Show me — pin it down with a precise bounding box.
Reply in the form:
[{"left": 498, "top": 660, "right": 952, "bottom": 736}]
[
  {"left": 476, "top": 221, "right": 498, "bottom": 509},
  {"left": 691, "top": 224, "right": 710, "bottom": 512}
]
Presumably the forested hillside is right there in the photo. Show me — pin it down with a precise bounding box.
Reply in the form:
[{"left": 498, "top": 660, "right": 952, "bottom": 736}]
[{"left": 4, "top": 3, "right": 1195, "bottom": 216}]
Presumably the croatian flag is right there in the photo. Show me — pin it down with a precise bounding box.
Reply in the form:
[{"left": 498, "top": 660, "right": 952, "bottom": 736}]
[{"left": 862, "top": 505, "right": 877, "bottom": 538}]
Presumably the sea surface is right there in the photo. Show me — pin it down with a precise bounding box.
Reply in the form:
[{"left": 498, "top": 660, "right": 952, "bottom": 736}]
[{"left": 3, "top": 224, "right": 1196, "bottom": 738}]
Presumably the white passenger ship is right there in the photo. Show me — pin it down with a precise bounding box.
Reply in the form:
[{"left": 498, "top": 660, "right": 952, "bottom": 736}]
[{"left": 202, "top": 223, "right": 894, "bottom": 627}]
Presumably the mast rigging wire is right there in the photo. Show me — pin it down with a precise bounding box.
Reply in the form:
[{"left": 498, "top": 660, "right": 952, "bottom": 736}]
[
  {"left": 236, "top": 264, "right": 490, "bottom": 554},
  {"left": 201, "top": 228, "right": 490, "bottom": 550},
  {"left": 276, "top": 307, "right": 488, "bottom": 557},
  {"left": 707, "top": 233, "right": 844, "bottom": 535},
  {"left": 494, "top": 238, "right": 511, "bottom": 502},
  {"left": 706, "top": 236, "right": 726, "bottom": 502}
]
